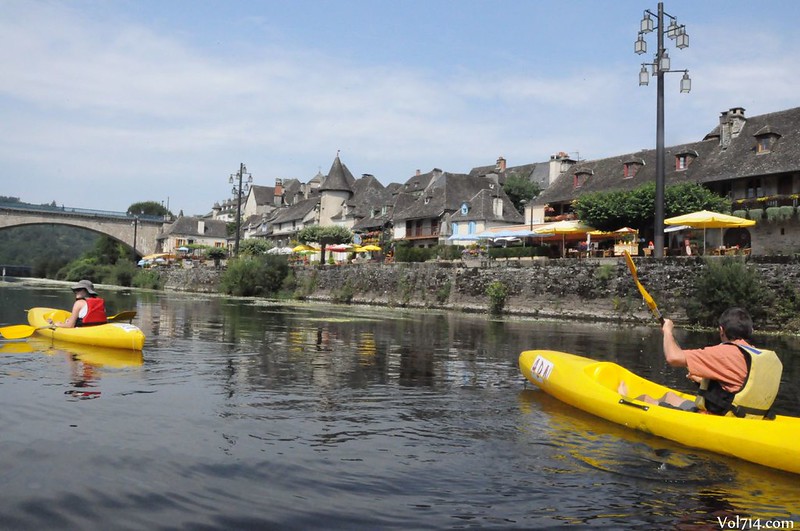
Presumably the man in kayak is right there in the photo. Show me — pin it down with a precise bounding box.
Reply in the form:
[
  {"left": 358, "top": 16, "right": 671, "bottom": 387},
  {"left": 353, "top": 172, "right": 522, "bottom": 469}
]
[
  {"left": 47, "top": 279, "right": 108, "bottom": 328},
  {"left": 620, "top": 307, "right": 782, "bottom": 417}
]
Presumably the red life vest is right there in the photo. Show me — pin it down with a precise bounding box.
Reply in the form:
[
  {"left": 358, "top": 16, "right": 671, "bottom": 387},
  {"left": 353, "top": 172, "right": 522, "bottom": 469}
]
[{"left": 77, "top": 297, "right": 107, "bottom": 326}]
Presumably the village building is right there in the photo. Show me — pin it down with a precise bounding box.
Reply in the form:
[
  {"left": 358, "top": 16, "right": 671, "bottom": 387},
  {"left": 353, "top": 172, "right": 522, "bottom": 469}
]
[
  {"left": 533, "top": 106, "right": 800, "bottom": 255},
  {"left": 156, "top": 216, "right": 228, "bottom": 254}
]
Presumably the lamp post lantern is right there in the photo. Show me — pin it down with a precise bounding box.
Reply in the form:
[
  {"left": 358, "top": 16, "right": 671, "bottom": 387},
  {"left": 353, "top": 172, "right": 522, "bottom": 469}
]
[
  {"left": 229, "top": 162, "right": 253, "bottom": 257},
  {"left": 635, "top": 2, "right": 690, "bottom": 258}
]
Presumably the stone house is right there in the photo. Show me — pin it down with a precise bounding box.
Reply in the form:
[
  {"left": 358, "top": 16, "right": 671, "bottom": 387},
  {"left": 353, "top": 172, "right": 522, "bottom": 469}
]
[
  {"left": 156, "top": 216, "right": 228, "bottom": 254},
  {"left": 392, "top": 168, "right": 523, "bottom": 247},
  {"left": 533, "top": 106, "right": 800, "bottom": 255}
]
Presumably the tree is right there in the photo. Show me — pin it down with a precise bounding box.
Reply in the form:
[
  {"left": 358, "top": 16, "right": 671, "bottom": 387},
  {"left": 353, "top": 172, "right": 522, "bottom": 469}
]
[
  {"left": 206, "top": 247, "right": 227, "bottom": 268},
  {"left": 573, "top": 182, "right": 731, "bottom": 232},
  {"left": 239, "top": 239, "right": 271, "bottom": 256},
  {"left": 297, "top": 225, "right": 353, "bottom": 265},
  {"left": 503, "top": 174, "right": 541, "bottom": 213},
  {"left": 127, "top": 201, "right": 172, "bottom": 217}
]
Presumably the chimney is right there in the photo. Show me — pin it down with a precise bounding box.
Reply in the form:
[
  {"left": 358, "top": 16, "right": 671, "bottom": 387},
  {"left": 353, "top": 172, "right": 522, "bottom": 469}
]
[
  {"left": 274, "top": 178, "right": 283, "bottom": 206},
  {"left": 197, "top": 220, "right": 205, "bottom": 234},
  {"left": 548, "top": 151, "right": 575, "bottom": 187},
  {"left": 416, "top": 169, "right": 421, "bottom": 176},
  {"left": 719, "top": 107, "right": 747, "bottom": 149},
  {"left": 495, "top": 156, "right": 507, "bottom": 173}
]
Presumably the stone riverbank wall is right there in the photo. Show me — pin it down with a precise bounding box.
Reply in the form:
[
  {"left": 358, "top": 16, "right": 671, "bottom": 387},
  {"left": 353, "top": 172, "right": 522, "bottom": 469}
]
[{"left": 160, "top": 256, "right": 800, "bottom": 326}]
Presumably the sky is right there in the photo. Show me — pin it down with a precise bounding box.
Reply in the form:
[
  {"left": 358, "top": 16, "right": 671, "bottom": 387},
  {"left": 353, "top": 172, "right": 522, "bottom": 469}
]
[{"left": 2, "top": 0, "right": 799, "bottom": 217}]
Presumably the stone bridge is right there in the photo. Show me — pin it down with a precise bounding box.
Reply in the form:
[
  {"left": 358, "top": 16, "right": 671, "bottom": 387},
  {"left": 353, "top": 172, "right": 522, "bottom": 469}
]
[{"left": 0, "top": 202, "right": 167, "bottom": 257}]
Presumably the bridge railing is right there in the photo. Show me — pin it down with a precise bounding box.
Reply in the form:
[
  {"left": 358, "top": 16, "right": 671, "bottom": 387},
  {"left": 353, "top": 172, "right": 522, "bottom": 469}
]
[{"left": 0, "top": 201, "right": 167, "bottom": 223}]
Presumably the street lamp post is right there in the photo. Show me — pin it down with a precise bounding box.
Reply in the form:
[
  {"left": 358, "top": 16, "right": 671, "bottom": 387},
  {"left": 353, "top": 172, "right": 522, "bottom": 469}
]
[
  {"left": 229, "top": 162, "right": 253, "bottom": 257},
  {"left": 131, "top": 215, "right": 139, "bottom": 262},
  {"left": 635, "top": 2, "right": 691, "bottom": 258}
]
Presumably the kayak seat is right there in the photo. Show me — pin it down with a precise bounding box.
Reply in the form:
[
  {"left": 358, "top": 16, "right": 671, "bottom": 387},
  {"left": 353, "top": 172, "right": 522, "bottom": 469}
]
[{"left": 585, "top": 362, "right": 626, "bottom": 392}]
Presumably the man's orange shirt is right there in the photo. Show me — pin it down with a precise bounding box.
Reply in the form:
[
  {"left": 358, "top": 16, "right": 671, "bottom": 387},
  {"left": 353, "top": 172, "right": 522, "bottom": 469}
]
[{"left": 683, "top": 340, "right": 750, "bottom": 393}]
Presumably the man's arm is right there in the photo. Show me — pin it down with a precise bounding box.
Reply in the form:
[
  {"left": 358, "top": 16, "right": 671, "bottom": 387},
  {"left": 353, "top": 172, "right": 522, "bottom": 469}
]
[{"left": 662, "top": 318, "right": 688, "bottom": 367}]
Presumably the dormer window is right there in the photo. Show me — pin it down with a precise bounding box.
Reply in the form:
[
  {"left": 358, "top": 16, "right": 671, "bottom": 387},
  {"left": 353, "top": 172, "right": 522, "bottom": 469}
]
[
  {"left": 460, "top": 202, "right": 469, "bottom": 215},
  {"left": 674, "top": 150, "right": 697, "bottom": 171},
  {"left": 573, "top": 169, "right": 592, "bottom": 188},
  {"left": 754, "top": 126, "right": 781, "bottom": 154},
  {"left": 623, "top": 158, "right": 643, "bottom": 179}
]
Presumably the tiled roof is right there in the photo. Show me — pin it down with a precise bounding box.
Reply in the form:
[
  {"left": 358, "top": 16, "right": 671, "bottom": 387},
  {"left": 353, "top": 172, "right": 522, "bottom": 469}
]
[
  {"left": 270, "top": 197, "right": 319, "bottom": 224},
  {"left": 319, "top": 156, "right": 355, "bottom": 192},
  {"left": 249, "top": 185, "right": 275, "bottom": 205},
  {"left": 449, "top": 188, "right": 523, "bottom": 223},
  {"left": 535, "top": 106, "right": 800, "bottom": 206},
  {"left": 158, "top": 216, "right": 228, "bottom": 239}
]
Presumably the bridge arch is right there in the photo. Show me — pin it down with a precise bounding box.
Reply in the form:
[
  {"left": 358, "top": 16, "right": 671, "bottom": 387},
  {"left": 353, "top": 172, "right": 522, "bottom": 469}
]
[{"left": 0, "top": 203, "right": 166, "bottom": 257}]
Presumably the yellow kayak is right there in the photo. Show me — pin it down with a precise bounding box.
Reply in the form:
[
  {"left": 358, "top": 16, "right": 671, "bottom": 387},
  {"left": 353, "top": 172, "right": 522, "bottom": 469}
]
[
  {"left": 27, "top": 307, "right": 145, "bottom": 351},
  {"left": 519, "top": 349, "right": 800, "bottom": 475}
]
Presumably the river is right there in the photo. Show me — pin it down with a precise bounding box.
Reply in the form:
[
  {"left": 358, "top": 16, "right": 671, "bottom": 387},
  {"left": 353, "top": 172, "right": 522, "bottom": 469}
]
[{"left": 1, "top": 280, "right": 798, "bottom": 529}]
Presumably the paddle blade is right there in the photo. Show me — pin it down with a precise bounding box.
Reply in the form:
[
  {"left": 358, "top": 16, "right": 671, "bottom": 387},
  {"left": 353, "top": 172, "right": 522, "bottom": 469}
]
[
  {"left": 622, "top": 251, "right": 663, "bottom": 323},
  {"left": 107, "top": 310, "right": 137, "bottom": 323},
  {"left": 0, "top": 325, "right": 36, "bottom": 340}
]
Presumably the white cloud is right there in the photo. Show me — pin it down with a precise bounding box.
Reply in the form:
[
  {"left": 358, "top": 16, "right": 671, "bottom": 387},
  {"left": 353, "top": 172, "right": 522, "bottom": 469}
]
[{"left": 1, "top": 1, "right": 799, "bottom": 215}]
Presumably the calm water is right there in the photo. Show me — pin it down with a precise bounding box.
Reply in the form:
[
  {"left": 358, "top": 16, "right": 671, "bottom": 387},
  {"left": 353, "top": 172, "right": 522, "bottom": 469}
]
[{"left": 1, "top": 280, "right": 799, "bottom": 530}]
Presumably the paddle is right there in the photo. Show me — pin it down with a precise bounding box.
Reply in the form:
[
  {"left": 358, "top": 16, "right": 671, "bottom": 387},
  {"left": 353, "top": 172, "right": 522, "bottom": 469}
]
[
  {"left": 0, "top": 324, "right": 52, "bottom": 340},
  {"left": 108, "top": 310, "right": 137, "bottom": 323},
  {"left": 0, "top": 310, "right": 137, "bottom": 340},
  {"left": 622, "top": 250, "right": 664, "bottom": 324}
]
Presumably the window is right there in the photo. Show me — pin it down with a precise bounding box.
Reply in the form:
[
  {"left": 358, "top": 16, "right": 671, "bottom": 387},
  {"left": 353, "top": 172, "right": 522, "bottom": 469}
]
[
  {"left": 451, "top": 222, "right": 457, "bottom": 235},
  {"left": 468, "top": 221, "right": 476, "bottom": 234},
  {"left": 753, "top": 127, "right": 780, "bottom": 154},
  {"left": 623, "top": 162, "right": 641, "bottom": 178},
  {"left": 746, "top": 179, "right": 763, "bottom": 199},
  {"left": 573, "top": 171, "right": 591, "bottom": 188},
  {"left": 674, "top": 151, "right": 696, "bottom": 170}
]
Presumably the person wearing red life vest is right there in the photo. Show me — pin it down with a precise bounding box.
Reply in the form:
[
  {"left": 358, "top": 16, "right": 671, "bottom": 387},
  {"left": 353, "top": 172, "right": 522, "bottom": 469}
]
[{"left": 48, "top": 279, "right": 108, "bottom": 328}]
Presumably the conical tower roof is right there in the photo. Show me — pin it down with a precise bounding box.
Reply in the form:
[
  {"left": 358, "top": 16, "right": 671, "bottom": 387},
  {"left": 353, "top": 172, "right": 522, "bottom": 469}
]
[{"left": 320, "top": 155, "right": 355, "bottom": 192}]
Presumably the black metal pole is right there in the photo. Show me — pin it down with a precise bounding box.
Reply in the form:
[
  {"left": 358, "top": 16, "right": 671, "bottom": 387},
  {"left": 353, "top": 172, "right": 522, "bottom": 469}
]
[
  {"left": 654, "top": 2, "right": 666, "bottom": 258},
  {"left": 235, "top": 162, "right": 243, "bottom": 257},
  {"left": 132, "top": 216, "right": 139, "bottom": 262}
]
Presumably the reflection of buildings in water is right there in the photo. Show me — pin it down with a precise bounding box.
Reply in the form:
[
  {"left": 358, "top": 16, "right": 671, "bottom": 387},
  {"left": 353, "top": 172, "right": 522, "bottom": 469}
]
[
  {"left": 397, "top": 345, "right": 435, "bottom": 386},
  {"left": 357, "top": 332, "right": 376, "bottom": 362},
  {"left": 136, "top": 297, "right": 229, "bottom": 342}
]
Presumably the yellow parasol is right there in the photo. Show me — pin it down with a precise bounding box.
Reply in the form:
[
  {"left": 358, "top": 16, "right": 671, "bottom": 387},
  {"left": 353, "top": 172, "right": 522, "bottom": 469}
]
[
  {"left": 533, "top": 220, "right": 596, "bottom": 257},
  {"left": 292, "top": 244, "right": 316, "bottom": 253},
  {"left": 664, "top": 210, "right": 755, "bottom": 254}
]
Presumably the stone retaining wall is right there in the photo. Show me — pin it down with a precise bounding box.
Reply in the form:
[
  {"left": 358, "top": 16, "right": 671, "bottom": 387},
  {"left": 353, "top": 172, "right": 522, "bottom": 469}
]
[{"left": 158, "top": 256, "right": 800, "bottom": 325}]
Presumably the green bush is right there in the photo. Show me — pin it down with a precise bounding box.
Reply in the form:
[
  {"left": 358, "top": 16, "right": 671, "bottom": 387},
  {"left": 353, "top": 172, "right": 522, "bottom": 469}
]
[
  {"left": 219, "top": 255, "right": 289, "bottom": 297},
  {"left": 132, "top": 269, "right": 164, "bottom": 290},
  {"left": 57, "top": 258, "right": 102, "bottom": 281},
  {"left": 436, "top": 280, "right": 452, "bottom": 303},
  {"left": 771, "top": 281, "right": 800, "bottom": 333},
  {"left": 293, "top": 270, "right": 317, "bottom": 299},
  {"left": 685, "top": 258, "right": 771, "bottom": 327},
  {"left": 331, "top": 280, "right": 355, "bottom": 303},
  {"left": 436, "top": 245, "right": 463, "bottom": 261},
  {"left": 110, "top": 261, "right": 137, "bottom": 287},
  {"left": 486, "top": 280, "right": 508, "bottom": 315},
  {"left": 395, "top": 242, "right": 435, "bottom": 263}
]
